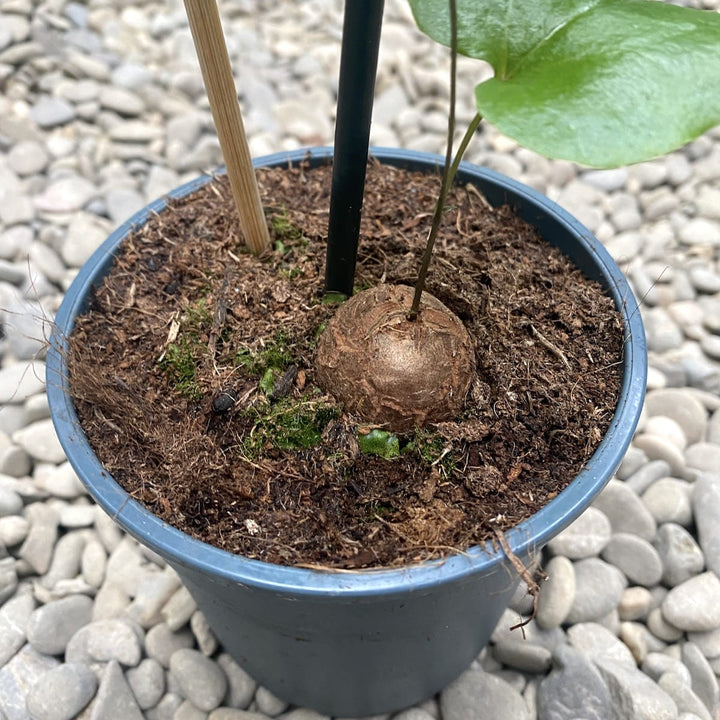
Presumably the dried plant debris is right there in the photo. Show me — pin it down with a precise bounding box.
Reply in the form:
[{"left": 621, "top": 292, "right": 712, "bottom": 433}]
[{"left": 68, "top": 160, "right": 623, "bottom": 569}]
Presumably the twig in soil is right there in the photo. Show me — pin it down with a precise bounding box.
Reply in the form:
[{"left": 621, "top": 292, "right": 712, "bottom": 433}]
[
  {"left": 492, "top": 527, "right": 540, "bottom": 638},
  {"left": 529, "top": 324, "right": 571, "bottom": 369}
]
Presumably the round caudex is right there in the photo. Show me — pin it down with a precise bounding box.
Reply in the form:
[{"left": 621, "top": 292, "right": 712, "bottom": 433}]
[{"left": 315, "top": 284, "right": 475, "bottom": 432}]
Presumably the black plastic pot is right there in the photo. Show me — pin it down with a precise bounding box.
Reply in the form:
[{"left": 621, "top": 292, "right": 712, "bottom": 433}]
[{"left": 47, "top": 147, "right": 646, "bottom": 716}]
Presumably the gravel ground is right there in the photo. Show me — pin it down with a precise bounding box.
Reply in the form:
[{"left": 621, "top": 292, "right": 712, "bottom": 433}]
[{"left": 2, "top": 0, "right": 720, "bottom": 718}]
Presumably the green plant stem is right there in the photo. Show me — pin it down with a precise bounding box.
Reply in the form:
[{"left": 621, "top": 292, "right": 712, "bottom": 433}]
[{"left": 409, "top": 0, "right": 481, "bottom": 319}]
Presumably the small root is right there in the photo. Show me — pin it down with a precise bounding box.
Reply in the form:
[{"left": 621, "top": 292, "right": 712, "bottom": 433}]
[
  {"left": 529, "top": 324, "right": 571, "bottom": 369},
  {"left": 493, "top": 527, "right": 542, "bottom": 638}
]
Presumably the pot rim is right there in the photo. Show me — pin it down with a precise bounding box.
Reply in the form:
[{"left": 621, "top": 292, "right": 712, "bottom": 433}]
[{"left": 46, "top": 146, "right": 646, "bottom": 597}]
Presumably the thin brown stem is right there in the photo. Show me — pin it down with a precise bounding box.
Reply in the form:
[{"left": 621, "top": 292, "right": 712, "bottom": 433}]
[{"left": 409, "top": 0, "right": 481, "bottom": 319}]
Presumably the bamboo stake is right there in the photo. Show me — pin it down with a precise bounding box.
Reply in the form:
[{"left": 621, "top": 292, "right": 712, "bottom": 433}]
[{"left": 183, "top": 0, "right": 270, "bottom": 254}]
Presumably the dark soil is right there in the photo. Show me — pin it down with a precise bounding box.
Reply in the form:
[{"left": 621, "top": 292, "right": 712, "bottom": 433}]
[{"left": 67, "top": 158, "right": 623, "bottom": 569}]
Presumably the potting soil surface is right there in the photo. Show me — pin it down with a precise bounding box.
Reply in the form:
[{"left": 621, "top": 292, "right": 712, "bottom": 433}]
[{"left": 67, "top": 159, "right": 623, "bottom": 568}]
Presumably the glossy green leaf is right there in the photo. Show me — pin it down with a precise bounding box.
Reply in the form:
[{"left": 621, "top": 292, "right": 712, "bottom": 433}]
[{"left": 409, "top": 0, "right": 720, "bottom": 167}]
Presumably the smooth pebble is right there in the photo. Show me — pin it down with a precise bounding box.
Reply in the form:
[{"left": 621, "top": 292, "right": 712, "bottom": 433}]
[
  {"left": 662, "top": 572, "right": 720, "bottom": 632},
  {"left": 592, "top": 480, "right": 657, "bottom": 541}
]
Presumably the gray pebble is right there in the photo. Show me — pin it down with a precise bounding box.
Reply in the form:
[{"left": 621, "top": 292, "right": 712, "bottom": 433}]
[
  {"left": 108, "top": 120, "right": 163, "bottom": 143},
  {"left": 63, "top": 623, "right": 95, "bottom": 666},
  {"left": 0, "top": 445, "right": 31, "bottom": 478},
  {"left": 41, "top": 530, "right": 86, "bottom": 589},
  {"left": 61, "top": 212, "right": 111, "bottom": 268},
  {"left": 592, "top": 479, "right": 657, "bottom": 541},
  {"left": 642, "top": 652, "right": 692, "bottom": 685},
  {"left": 85, "top": 618, "right": 143, "bottom": 666},
  {"left": 620, "top": 621, "right": 663, "bottom": 665},
  {"left": 657, "top": 672, "right": 711, "bottom": 720},
  {"left": 190, "top": 610, "right": 218, "bottom": 656},
  {"left": 25, "top": 662, "right": 97, "bottom": 720},
  {"left": 254, "top": 686, "right": 288, "bottom": 717},
  {"left": 605, "top": 231, "right": 642, "bottom": 263},
  {"left": 594, "top": 657, "right": 677, "bottom": 720},
  {"left": 625, "top": 459, "right": 672, "bottom": 495},
  {"left": 440, "top": 667, "right": 529, "bottom": 720},
  {"left": 127, "top": 566, "right": 181, "bottom": 629},
  {"left": 80, "top": 538, "right": 107, "bottom": 588},
  {"left": 645, "top": 389, "right": 708, "bottom": 444},
  {"left": 653, "top": 523, "right": 705, "bottom": 587},
  {"left": 709, "top": 409, "right": 720, "bottom": 445},
  {"left": 105, "top": 187, "right": 146, "bottom": 225},
  {"left": 662, "top": 572, "right": 720, "bottom": 632},
  {"left": 104, "top": 537, "right": 146, "bottom": 596},
  {"left": 642, "top": 478, "right": 693, "bottom": 527},
  {"left": 0, "top": 486, "right": 23, "bottom": 518},
  {"left": 169, "top": 649, "right": 228, "bottom": 712},
  {"left": 145, "top": 622, "right": 195, "bottom": 668},
  {"left": 28, "top": 242, "right": 65, "bottom": 284},
  {"left": 34, "top": 175, "right": 96, "bottom": 214},
  {"left": 35, "top": 462, "right": 86, "bottom": 500},
  {"left": 536, "top": 555, "right": 575, "bottom": 629},
  {"left": 161, "top": 585, "right": 196, "bottom": 631},
  {"left": 700, "top": 334, "right": 720, "bottom": 360},
  {"left": 679, "top": 218, "right": 720, "bottom": 246},
  {"left": 0, "top": 558, "right": 18, "bottom": 606},
  {"left": 0, "top": 362, "right": 46, "bottom": 405},
  {"left": 0, "top": 591, "right": 35, "bottom": 666},
  {"left": 682, "top": 642, "right": 719, "bottom": 712},
  {"left": 617, "top": 446, "right": 648, "bottom": 480},
  {"left": 633, "top": 434, "right": 687, "bottom": 477},
  {"left": 547, "top": 507, "right": 611, "bottom": 559},
  {"left": 700, "top": 298, "right": 720, "bottom": 335},
  {"left": 492, "top": 639, "right": 552, "bottom": 673},
  {"left": 537, "top": 645, "right": 611, "bottom": 720},
  {"left": 1, "top": 190, "right": 36, "bottom": 229},
  {"left": 566, "top": 558, "right": 626, "bottom": 624},
  {"left": 688, "top": 624, "right": 720, "bottom": 660},
  {"left": 566, "top": 622, "right": 636, "bottom": 669},
  {"left": 93, "top": 507, "right": 123, "bottom": 553},
  {"left": 126, "top": 658, "right": 166, "bottom": 710},
  {"left": 618, "top": 586, "right": 653, "bottom": 622},
  {"left": 207, "top": 711, "right": 269, "bottom": 720},
  {"left": 58, "top": 502, "right": 96, "bottom": 530},
  {"left": 280, "top": 710, "right": 331, "bottom": 720},
  {"left": 688, "top": 266, "right": 720, "bottom": 294},
  {"left": 601, "top": 533, "right": 663, "bottom": 587},
  {"left": 146, "top": 692, "right": 184, "bottom": 720},
  {"left": 6, "top": 140, "right": 48, "bottom": 176},
  {"left": 92, "top": 659, "right": 144, "bottom": 720},
  {"left": 217, "top": 653, "right": 256, "bottom": 710},
  {"left": 647, "top": 607, "right": 684, "bottom": 643},
  {"left": 643, "top": 308, "right": 684, "bottom": 352},
  {"left": 26, "top": 594, "right": 93, "bottom": 655},
  {"left": 18, "top": 502, "right": 59, "bottom": 575},
  {"left": 685, "top": 443, "right": 720, "bottom": 474},
  {"left": 0, "top": 260, "right": 26, "bottom": 286},
  {"left": 30, "top": 97, "right": 76, "bottom": 129},
  {"left": 98, "top": 86, "right": 145, "bottom": 116},
  {"left": 692, "top": 475, "right": 720, "bottom": 577},
  {"left": 91, "top": 580, "right": 131, "bottom": 622},
  {"left": 12, "top": 419, "right": 65, "bottom": 465},
  {"left": 629, "top": 161, "right": 667, "bottom": 190},
  {"left": 174, "top": 699, "right": 208, "bottom": 720}
]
